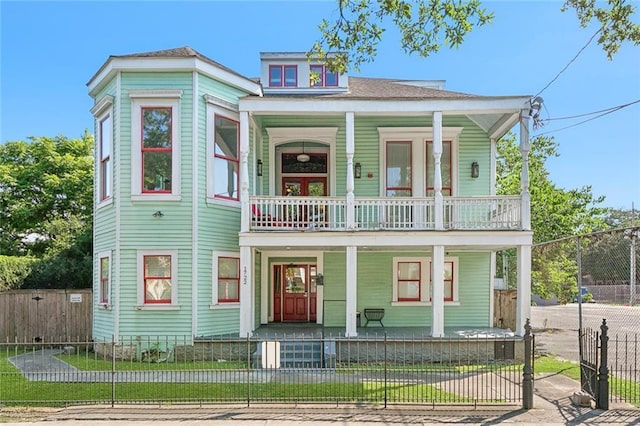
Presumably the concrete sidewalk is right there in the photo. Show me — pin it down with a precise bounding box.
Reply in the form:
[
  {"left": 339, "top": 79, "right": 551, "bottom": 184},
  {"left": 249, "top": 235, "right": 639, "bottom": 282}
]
[{"left": 2, "top": 372, "right": 638, "bottom": 425}]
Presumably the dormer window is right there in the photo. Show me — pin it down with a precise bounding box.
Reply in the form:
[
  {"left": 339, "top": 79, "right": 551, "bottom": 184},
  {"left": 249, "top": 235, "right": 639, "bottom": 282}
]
[
  {"left": 269, "top": 65, "right": 297, "bottom": 87},
  {"left": 310, "top": 65, "right": 338, "bottom": 87}
]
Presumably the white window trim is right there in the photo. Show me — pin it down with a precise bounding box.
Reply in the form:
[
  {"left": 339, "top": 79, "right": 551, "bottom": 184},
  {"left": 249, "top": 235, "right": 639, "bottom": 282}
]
[
  {"left": 136, "top": 250, "right": 179, "bottom": 309},
  {"left": 211, "top": 251, "right": 240, "bottom": 309},
  {"left": 391, "top": 256, "right": 460, "bottom": 306},
  {"left": 130, "top": 90, "right": 182, "bottom": 201},
  {"left": 206, "top": 101, "right": 241, "bottom": 207},
  {"left": 378, "top": 127, "right": 463, "bottom": 197},
  {"left": 97, "top": 250, "right": 112, "bottom": 309},
  {"left": 92, "top": 95, "right": 114, "bottom": 209},
  {"left": 266, "top": 127, "right": 338, "bottom": 196}
]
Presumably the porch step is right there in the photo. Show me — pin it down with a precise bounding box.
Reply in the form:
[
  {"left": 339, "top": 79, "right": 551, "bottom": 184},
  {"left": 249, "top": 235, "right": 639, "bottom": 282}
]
[{"left": 253, "top": 339, "right": 336, "bottom": 369}]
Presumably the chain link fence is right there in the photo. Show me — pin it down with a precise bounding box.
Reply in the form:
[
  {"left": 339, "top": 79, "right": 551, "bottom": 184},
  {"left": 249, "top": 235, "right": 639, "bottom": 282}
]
[{"left": 530, "top": 227, "right": 639, "bottom": 330}]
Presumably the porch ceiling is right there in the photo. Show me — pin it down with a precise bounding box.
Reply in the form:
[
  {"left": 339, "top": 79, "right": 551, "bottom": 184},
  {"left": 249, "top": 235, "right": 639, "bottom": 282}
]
[{"left": 241, "top": 230, "right": 533, "bottom": 252}]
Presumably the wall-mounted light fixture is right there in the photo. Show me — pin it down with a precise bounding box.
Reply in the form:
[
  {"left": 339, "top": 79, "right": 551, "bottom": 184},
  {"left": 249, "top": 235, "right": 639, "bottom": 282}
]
[
  {"left": 354, "top": 162, "right": 362, "bottom": 179},
  {"left": 153, "top": 210, "right": 164, "bottom": 218},
  {"left": 471, "top": 162, "right": 479, "bottom": 179},
  {"left": 256, "top": 159, "right": 263, "bottom": 177}
]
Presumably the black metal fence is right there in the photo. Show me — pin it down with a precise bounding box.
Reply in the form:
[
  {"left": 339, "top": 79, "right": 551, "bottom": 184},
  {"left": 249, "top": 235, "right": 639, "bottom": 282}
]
[
  {"left": 609, "top": 331, "right": 639, "bottom": 406},
  {"left": 0, "top": 332, "right": 530, "bottom": 408}
]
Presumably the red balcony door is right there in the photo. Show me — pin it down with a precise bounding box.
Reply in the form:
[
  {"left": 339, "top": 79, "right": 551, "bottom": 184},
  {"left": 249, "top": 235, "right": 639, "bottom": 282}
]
[
  {"left": 282, "top": 177, "right": 327, "bottom": 197},
  {"left": 273, "top": 264, "right": 317, "bottom": 322}
]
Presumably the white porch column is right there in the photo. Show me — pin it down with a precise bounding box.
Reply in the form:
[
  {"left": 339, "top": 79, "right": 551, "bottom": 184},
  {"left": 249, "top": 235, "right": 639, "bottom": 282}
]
[
  {"left": 239, "top": 246, "right": 254, "bottom": 337},
  {"left": 345, "top": 246, "right": 358, "bottom": 337},
  {"left": 432, "top": 112, "right": 444, "bottom": 230},
  {"left": 431, "top": 245, "right": 445, "bottom": 337},
  {"left": 240, "top": 111, "right": 251, "bottom": 233},
  {"left": 345, "top": 112, "right": 356, "bottom": 229},
  {"left": 519, "top": 111, "right": 531, "bottom": 231},
  {"left": 516, "top": 245, "right": 532, "bottom": 336}
]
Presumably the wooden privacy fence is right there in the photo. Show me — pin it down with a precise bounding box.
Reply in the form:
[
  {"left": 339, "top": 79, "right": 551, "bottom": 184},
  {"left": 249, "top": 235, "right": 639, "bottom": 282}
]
[
  {"left": 0, "top": 289, "right": 92, "bottom": 342},
  {"left": 494, "top": 289, "right": 517, "bottom": 332}
]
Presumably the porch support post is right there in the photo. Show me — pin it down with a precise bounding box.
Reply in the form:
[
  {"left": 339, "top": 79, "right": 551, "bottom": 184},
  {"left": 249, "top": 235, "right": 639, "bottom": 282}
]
[
  {"left": 431, "top": 245, "right": 445, "bottom": 337},
  {"left": 433, "top": 111, "right": 444, "bottom": 230},
  {"left": 519, "top": 110, "right": 531, "bottom": 231},
  {"left": 345, "top": 112, "right": 356, "bottom": 229},
  {"left": 345, "top": 246, "right": 358, "bottom": 337},
  {"left": 239, "top": 246, "right": 254, "bottom": 337},
  {"left": 516, "top": 244, "right": 532, "bottom": 336},
  {"left": 240, "top": 111, "right": 251, "bottom": 233}
]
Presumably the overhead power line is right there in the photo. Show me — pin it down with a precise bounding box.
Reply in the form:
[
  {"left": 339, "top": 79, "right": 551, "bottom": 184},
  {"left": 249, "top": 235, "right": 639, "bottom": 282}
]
[
  {"left": 533, "top": 99, "right": 640, "bottom": 136},
  {"left": 533, "top": 29, "right": 601, "bottom": 99}
]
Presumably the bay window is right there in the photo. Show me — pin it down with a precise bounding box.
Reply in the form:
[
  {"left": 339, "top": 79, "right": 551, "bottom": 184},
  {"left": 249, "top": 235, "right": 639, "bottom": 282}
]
[{"left": 212, "top": 252, "right": 240, "bottom": 307}]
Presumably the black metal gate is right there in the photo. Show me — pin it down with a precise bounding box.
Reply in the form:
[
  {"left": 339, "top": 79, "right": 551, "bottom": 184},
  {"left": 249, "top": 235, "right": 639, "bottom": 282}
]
[
  {"left": 580, "top": 327, "right": 599, "bottom": 400},
  {"left": 579, "top": 319, "right": 609, "bottom": 409}
]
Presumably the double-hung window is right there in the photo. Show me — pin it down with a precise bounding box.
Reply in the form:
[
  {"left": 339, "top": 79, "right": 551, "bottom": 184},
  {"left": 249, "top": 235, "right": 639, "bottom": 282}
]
[
  {"left": 98, "top": 251, "right": 111, "bottom": 306},
  {"left": 213, "top": 115, "right": 239, "bottom": 200},
  {"left": 99, "top": 114, "right": 112, "bottom": 201},
  {"left": 310, "top": 65, "right": 338, "bottom": 87},
  {"left": 392, "top": 256, "right": 459, "bottom": 304},
  {"left": 385, "top": 141, "right": 412, "bottom": 196},
  {"left": 91, "top": 94, "right": 114, "bottom": 207},
  {"left": 137, "top": 250, "right": 178, "bottom": 308},
  {"left": 129, "top": 90, "right": 182, "bottom": 200},
  {"left": 269, "top": 65, "right": 297, "bottom": 87},
  {"left": 212, "top": 252, "right": 240, "bottom": 306},
  {"left": 141, "top": 107, "right": 172, "bottom": 193}
]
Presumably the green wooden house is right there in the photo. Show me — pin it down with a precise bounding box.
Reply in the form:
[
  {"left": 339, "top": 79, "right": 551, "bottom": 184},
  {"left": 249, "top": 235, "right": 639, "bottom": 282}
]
[{"left": 88, "top": 47, "right": 533, "bottom": 342}]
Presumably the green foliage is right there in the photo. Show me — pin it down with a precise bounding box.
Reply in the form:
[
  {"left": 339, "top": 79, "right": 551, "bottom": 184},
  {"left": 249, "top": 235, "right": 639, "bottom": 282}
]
[
  {"left": 312, "top": 0, "right": 638, "bottom": 73},
  {"left": 0, "top": 133, "right": 94, "bottom": 257},
  {"left": 310, "top": 0, "right": 493, "bottom": 72},
  {"left": 496, "top": 134, "right": 606, "bottom": 300},
  {"left": 497, "top": 134, "right": 607, "bottom": 243},
  {"left": 0, "top": 255, "right": 36, "bottom": 291},
  {"left": 562, "top": 0, "right": 640, "bottom": 60},
  {"left": 0, "top": 133, "right": 94, "bottom": 289}
]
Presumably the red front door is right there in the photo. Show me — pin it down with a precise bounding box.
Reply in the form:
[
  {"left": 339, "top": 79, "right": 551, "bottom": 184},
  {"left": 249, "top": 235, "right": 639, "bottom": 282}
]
[{"left": 273, "top": 264, "right": 317, "bottom": 322}]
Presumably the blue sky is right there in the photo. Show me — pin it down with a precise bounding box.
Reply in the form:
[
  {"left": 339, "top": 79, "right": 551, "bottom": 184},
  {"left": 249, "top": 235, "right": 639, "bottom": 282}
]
[{"left": 1, "top": 0, "right": 638, "bottom": 210}]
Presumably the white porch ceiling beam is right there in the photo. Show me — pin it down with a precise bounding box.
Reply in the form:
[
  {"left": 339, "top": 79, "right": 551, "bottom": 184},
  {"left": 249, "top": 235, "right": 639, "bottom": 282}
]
[
  {"left": 239, "top": 97, "right": 531, "bottom": 115},
  {"left": 240, "top": 230, "right": 533, "bottom": 248}
]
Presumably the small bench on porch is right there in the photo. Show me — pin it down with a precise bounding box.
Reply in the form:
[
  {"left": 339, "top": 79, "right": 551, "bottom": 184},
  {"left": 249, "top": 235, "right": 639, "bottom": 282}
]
[{"left": 363, "top": 308, "right": 385, "bottom": 327}]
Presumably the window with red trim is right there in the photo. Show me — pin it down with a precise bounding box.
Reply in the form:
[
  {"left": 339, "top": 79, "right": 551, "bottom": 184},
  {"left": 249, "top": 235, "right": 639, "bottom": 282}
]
[
  {"left": 444, "top": 261, "right": 454, "bottom": 301},
  {"left": 213, "top": 115, "right": 239, "bottom": 200},
  {"left": 99, "top": 256, "right": 110, "bottom": 304},
  {"left": 386, "top": 141, "right": 412, "bottom": 196},
  {"left": 426, "top": 140, "right": 452, "bottom": 196},
  {"left": 141, "top": 107, "right": 172, "bottom": 193},
  {"left": 144, "top": 255, "right": 172, "bottom": 304},
  {"left": 217, "top": 256, "right": 240, "bottom": 303},
  {"left": 310, "top": 64, "right": 338, "bottom": 87},
  {"left": 269, "top": 65, "right": 297, "bottom": 87},
  {"left": 397, "top": 261, "right": 421, "bottom": 301},
  {"left": 99, "top": 114, "right": 112, "bottom": 200}
]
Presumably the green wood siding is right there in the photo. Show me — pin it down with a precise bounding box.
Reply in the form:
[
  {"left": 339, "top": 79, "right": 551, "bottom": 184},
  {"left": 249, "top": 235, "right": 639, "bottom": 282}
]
[{"left": 322, "top": 251, "right": 491, "bottom": 328}]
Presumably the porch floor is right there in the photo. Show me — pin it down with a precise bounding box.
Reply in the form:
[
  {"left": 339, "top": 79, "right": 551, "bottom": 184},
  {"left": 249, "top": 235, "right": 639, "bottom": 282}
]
[{"left": 253, "top": 323, "right": 517, "bottom": 340}]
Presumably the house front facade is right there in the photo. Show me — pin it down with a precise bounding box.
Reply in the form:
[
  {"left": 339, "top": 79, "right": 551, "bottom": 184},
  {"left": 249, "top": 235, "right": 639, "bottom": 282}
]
[{"left": 88, "top": 47, "right": 533, "bottom": 342}]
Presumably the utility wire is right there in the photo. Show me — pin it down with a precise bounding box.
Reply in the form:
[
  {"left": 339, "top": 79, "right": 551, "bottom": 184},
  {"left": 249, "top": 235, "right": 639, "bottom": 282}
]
[
  {"left": 533, "top": 100, "right": 638, "bottom": 136},
  {"left": 543, "top": 99, "right": 640, "bottom": 122},
  {"left": 533, "top": 29, "right": 601, "bottom": 99}
]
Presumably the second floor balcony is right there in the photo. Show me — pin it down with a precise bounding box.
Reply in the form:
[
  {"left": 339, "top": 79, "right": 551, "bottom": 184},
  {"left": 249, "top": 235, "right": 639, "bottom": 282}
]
[{"left": 249, "top": 195, "right": 523, "bottom": 232}]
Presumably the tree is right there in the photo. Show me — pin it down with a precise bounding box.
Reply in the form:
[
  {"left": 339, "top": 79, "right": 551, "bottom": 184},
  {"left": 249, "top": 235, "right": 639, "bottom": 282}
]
[
  {"left": 0, "top": 133, "right": 94, "bottom": 256},
  {"left": 495, "top": 133, "right": 607, "bottom": 301},
  {"left": 311, "top": 0, "right": 640, "bottom": 73},
  {"left": 496, "top": 134, "right": 607, "bottom": 244}
]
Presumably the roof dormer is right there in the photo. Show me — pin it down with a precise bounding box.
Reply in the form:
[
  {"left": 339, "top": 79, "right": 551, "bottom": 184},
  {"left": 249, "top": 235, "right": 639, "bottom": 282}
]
[{"left": 260, "top": 52, "right": 348, "bottom": 95}]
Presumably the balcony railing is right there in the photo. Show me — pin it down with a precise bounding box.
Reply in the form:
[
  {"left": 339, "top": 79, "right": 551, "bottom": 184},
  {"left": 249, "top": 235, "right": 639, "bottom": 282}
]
[{"left": 249, "top": 195, "right": 522, "bottom": 231}]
